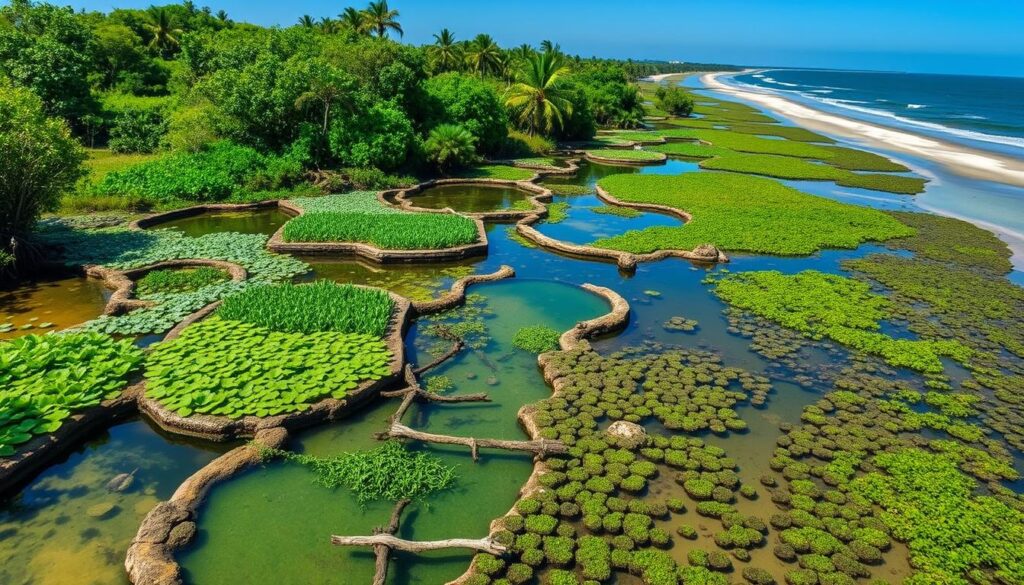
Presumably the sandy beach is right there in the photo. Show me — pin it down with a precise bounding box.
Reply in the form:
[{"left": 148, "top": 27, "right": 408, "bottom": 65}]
[{"left": 700, "top": 72, "right": 1024, "bottom": 189}]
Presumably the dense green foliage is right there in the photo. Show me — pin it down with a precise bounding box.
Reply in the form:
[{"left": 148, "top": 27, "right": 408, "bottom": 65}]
[
  {"left": 885, "top": 211, "right": 1013, "bottom": 274},
  {"left": 0, "top": 80, "right": 86, "bottom": 263},
  {"left": 145, "top": 316, "right": 392, "bottom": 418},
  {"left": 594, "top": 173, "right": 914, "bottom": 255},
  {"left": 282, "top": 192, "right": 479, "bottom": 249},
  {"left": 713, "top": 270, "right": 971, "bottom": 372},
  {"left": 653, "top": 85, "right": 693, "bottom": 117},
  {"left": 218, "top": 281, "right": 394, "bottom": 336},
  {"left": 94, "top": 141, "right": 302, "bottom": 202},
  {"left": 269, "top": 441, "right": 457, "bottom": 504},
  {"left": 511, "top": 325, "right": 561, "bottom": 353},
  {"left": 423, "top": 72, "right": 506, "bottom": 154},
  {"left": 850, "top": 449, "right": 1024, "bottom": 584},
  {"left": 424, "top": 124, "right": 478, "bottom": 172},
  {"left": 135, "top": 266, "right": 230, "bottom": 297},
  {"left": 0, "top": 332, "right": 142, "bottom": 455}
]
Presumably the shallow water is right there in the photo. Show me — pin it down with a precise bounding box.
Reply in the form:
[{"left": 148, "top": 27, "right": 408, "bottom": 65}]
[
  {"left": 178, "top": 279, "right": 608, "bottom": 584},
  {"left": 0, "top": 273, "right": 109, "bottom": 340},
  {"left": 148, "top": 208, "right": 291, "bottom": 237},
  {"left": 296, "top": 256, "right": 483, "bottom": 302},
  {"left": 408, "top": 185, "right": 533, "bottom": 212},
  {"left": 0, "top": 419, "right": 227, "bottom": 585}
]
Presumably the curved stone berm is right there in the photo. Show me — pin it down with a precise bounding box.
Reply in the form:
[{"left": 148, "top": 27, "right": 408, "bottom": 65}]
[
  {"left": 390, "top": 178, "right": 553, "bottom": 222},
  {"left": 0, "top": 383, "right": 143, "bottom": 496},
  {"left": 512, "top": 185, "right": 728, "bottom": 271},
  {"left": 86, "top": 259, "right": 248, "bottom": 317},
  {"left": 138, "top": 292, "right": 412, "bottom": 442},
  {"left": 485, "top": 157, "right": 581, "bottom": 176},
  {"left": 266, "top": 198, "right": 490, "bottom": 262},
  {"left": 448, "top": 283, "right": 631, "bottom": 585},
  {"left": 127, "top": 200, "right": 288, "bottom": 231},
  {"left": 410, "top": 265, "right": 516, "bottom": 316},
  {"left": 125, "top": 426, "right": 289, "bottom": 585}
]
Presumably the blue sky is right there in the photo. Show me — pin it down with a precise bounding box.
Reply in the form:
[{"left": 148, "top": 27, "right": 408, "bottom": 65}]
[{"left": 47, "top": 0, "right": 1024, "bottom": 76}]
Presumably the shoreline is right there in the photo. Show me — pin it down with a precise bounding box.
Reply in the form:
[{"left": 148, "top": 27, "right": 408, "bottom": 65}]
[
  {"left": 699, "top": 71, "right": 1024, "bottom": 269},
  {"left": 699, "top": 72, "right": 1024, "bottom": 190}
]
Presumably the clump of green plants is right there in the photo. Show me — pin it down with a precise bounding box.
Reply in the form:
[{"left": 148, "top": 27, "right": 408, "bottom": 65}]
[
  {"left": 145, "top": 317, "right": 392, "bottom": 418},
  {"left": 544, "top": 183, "right": 592, "bottom": 196},
  {"left": 512, "top": 325, "right": 561, "bottom": 353},
  {"left": 265, "top": 441, "right": 457, "bottom": 504},
  {"left": 135, "top": 267, "right": 230, "bottom": 297},
  {"left": 546, "top": 202, "right": 570, "bottom": 224},
  {"left": 593, "top": 173, "right": 914, "bottom": 256},
  {"left": 585, "top": 149, "right": 665, "bottom": 163},
  {"left": 883, "top": 211, "right": 1012, "bottom": 274},
  {"left": 713, "top": 270, "right": 970, "bottom": 373},
  {"left": 663, "top": 316, "right": 698, "bottom": 332},
  {"left": 218, "top": 281, "right": 394, "bottom": 337},
  {"left": 454, "top": 164, "right": 535, "bottom": 181},
  {"left": 281, "top": 192, "right": 479, "bottom": 250},
  {"left": 1, "top": 332, "right": 143, "bottom": 455},
  {"left": 590, "top": 205, "right": 642, "bottom": 218},
  {"left": 505, "top": 227, "right": 538, "bottom": 248}
]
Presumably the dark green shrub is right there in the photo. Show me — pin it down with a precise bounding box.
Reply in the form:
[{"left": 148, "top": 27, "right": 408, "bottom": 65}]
[
  {"left": 576, "top": 535, "right": 611, "bottom": 581},
  {"left": 543, "top": 536, "right": 574, "bottom": 565},
  {"left": 505, "top": 563, "right": 533, "bottom": 585},
  {"left": 524, "top": 514, "right": 558, "bottom": 536}
]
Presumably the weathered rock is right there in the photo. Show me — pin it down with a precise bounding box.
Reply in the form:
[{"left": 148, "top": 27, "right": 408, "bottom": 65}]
[
  {"left": 694, "top": 243, "right": 721, "bottom": 258},
  {"left": 134, "top": 502, "right": 191, "bottom": 544},
  {"left": 166, "top": 521, "right": 196, "bottom": 549},
  {"left": 86, "top": 502, "right": 119, "bottom": 519},
  {"left": 605, "top": 420, "right": 646, "bottom": 449}
]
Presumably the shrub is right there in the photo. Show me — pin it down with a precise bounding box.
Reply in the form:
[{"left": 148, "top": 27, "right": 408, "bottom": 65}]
[
  {"left": 576, "top": 536, "right": 611, "bottom": 581},
  {"left": 425, "top": 124, "right": 479, "bottom": 173},
  {"left": 108, "top": 108, "right": 166, "bottom": 154},
  {"left": 524, "top": 514, "right": 558, "bottom": 535},
  {"left": 218, "top": 281, "right": 394, "bottom": 336},
  {"left": 654, "top": 85, "right": 694, "bottom": 117},
  {"left": 543, "top": 536, "right": 574, "bottom": 565},
  {"left": 505, "top": 563, "right": 533, "bottom": 585},
  {"left": 424, "top": 72, "right": 507, "bottom": 154}
]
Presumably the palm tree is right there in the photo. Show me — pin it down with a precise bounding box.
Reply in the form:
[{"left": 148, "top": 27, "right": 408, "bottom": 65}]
[
  {"left": 144, "top": 7, "right": 183, "bottom": 57},
  {"left": 465, "top": 34, "right": 501, "bottom": 77},
  {"left": 363, "top": 1, "right": 402, "bottom": 38},
  {"left": 424, "top": 124, "right": 478, "bottom": 173},
  {"left": 297, "top": 14, "right": 316, "bottom": 28},
  {"left": 510, "top": 43, "right": 535, "bottom": 62},
  {"left": 504, "top": 52, "right": 573, "bottom": 136},
  {"left": 539, "top": 39, "right": 562, "bottom": 56},
  {"left": 339, "top": 7, "right": 368, "bottom": 35},
  {"left": 215, "top": 9, "right": 229, "bottom": 23},
  {"left": 321, "top": 17, "right": 344, "bottom": 34},
  {"left": 428, "top": 29, "right": 461, "bottom": 72},
  {"left": 181, "top": 1, "right": 196, "bottom": 15}
]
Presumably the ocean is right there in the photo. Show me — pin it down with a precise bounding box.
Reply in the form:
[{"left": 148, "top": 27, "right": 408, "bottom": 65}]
[{"left": 728, "top": 69, "right": 1024, "bottom": 157}]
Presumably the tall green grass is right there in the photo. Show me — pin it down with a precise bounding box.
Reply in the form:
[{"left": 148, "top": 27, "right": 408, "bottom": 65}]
[
  {"left": 282, "top": 211, "right": 479, "bottom": 249},
  {"left": 699, "top": 153, "right": 926, "bottom": 194},
  {"left": 218, "top": 281, "right": 394, "bottom": 336}
]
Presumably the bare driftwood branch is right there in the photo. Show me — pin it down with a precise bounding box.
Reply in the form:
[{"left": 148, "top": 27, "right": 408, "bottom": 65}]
[
  {"left": 413, "top": 338, "right": 464, "bottom": 375},
  {"left": 332, "top": 533, "right": 507, "bottom": 556},
  {"left": 384, "top": 422, "right": 567, "bottom": 461},
  {"left": 368, "top": 498, "right": 410, "bottom": 585}
]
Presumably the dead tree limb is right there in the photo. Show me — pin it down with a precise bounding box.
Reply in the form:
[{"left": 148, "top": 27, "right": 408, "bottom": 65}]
[
  {"left": 367, "top": 498, "right": 410, "bottom": 585},
  {"left": 332, "top": 533, "right": 507, "bottom": 556},
  {"left": 413, "top": 338, "right": 464, "bottom": 376},
  {"left": 384, "top": 422, "right": 567, "bottom": 461}
]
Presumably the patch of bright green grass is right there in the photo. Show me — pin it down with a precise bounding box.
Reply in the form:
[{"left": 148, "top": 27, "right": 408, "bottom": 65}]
[
  {"left": 599, "top": 131, "right": 664, "bottom": 143},
  {"left": 82, "top": 148, "right": 163, "bottom": 184},
  {"left": 546, "top": 202, "right": 570, "bottom": 223},
  {"left": 699, "top": 153, "right": 926, "bottom": 194},
  {"left": 512, "top": 325, "right": 561, "bottom": 353},
  {"left": 282, "top": 192, "right": 479, "bottom": 250},
  {"left": 593, "top": 173, "right": 915, "bottom": 256},
  {"left": 585, "top": 149, "right": 665, "bottom": 163},
  {"left": 817, "top": 146, "right": 911, "bottom": 172},
  {"left": 136, "top": 267, "right": 230, "bottom": 297},
  {"left": 218, "top": 281, "right": 394, "bottom": 337},
  {"left": 884, "top": 212, "right": 1013, "bottom": 274},
  {"left": 662, "top": 118, "right": 719, "bottom": 129},
  {"left": 686, "top": 129, "right": 834, "bottom": 158},
  {"left": 651, "top": 142, "right": 733, "bottom": 159},
  {"left": 713, "top": 270, "right": 970, "bottom": 372},
  {"left": 455, "top": 164, "right": 535, "bottom": 181},
  {"left": 693, "top": 103, "right": 777, "bottom": 124},
  {"left": 510, "top": 157, "right": 559, "bottom": 168},
  {"left": 591, "top": 205, "right": 642, "bottom": 218},
  {"left": 726, "top": 123, "right": 835, "bottom": 143}
]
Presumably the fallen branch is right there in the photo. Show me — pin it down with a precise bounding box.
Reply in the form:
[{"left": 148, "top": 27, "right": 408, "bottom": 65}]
[
  {"left": 368, "top": 499, "right": 410, "bottom": 585},
  {"left": 383, "top": 422, "right": 567, "bottom": 461},
  {"left": 413, "top": 338, "right": 464, "bottom": 375},
  {"left": 332, "top": 533, "right": 507, "bottom": 556}
]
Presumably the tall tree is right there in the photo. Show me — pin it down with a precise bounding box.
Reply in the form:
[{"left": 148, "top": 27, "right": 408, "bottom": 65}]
[
  {"left": 297, "top": 14, "right": 316, "bottom": 28},
  {"left": 0, "top": 0, "right": 95, "bottom": 124},
  {"left": 428, "top": 28, "right": 461, "bottom": 72},
  {"left": 0, "top": 81, "right": 85, "bottom": 268},
  {"left": 363, "top": 1, "right": 402, "bottom": 38},
  {"left": 465, "top": 34, "right": 501, "bottom": 77},
  {"left": 338, "top": 7, "right": 368, "bottom": 35},
  {"left": 144, "top": 6, "right": 183, "bottom": 57},
  {"left": 504, "top": 52, "right": 573, "bottom": 136}
]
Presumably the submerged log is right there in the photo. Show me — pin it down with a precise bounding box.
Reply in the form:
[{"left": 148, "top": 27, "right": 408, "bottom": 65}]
[
  {"left": 384, "top": 422, "right": 567, "bottom": 461},
  {"left": 332, "top": 533, "right": 507, "bottom": 556},
  {"left": 413, "top": 338, "right": 464, "bottom": 375}
]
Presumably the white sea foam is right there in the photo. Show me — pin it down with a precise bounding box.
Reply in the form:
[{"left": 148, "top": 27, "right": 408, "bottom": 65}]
[
  {"left": 907, "top": 104, "right": 926, "bottom": 109},
  {"left": 808, "top": 89, "right": 833, "bottom": 94}
]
